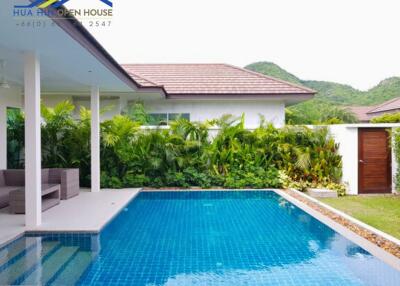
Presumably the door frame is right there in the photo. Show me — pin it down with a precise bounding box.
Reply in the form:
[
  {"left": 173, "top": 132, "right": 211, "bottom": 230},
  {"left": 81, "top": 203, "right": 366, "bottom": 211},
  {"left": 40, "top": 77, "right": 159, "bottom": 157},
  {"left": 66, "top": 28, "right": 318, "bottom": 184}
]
[{"left": 358, "top": 128, "right": 392, "bottom": 194}]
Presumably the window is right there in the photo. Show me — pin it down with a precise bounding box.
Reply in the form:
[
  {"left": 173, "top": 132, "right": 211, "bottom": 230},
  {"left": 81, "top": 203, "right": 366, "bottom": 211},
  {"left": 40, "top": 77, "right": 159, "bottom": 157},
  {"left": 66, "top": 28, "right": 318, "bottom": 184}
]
[
  {"left": 148, "top": 113, "right": 168, "bottom": 125},
  {"left": 147, "top": 113, "right": 190, "bottom": 125},
  {"left": 168, "top": 113, "right": 190, "bottom": 121}
]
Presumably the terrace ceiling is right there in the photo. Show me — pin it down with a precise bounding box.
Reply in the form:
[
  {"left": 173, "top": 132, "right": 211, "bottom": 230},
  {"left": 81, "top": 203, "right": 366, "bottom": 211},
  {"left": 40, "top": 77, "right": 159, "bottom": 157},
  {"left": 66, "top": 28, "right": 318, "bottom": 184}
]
[{"left": 0, "top": 1, "right": 137, "bottom": 94}]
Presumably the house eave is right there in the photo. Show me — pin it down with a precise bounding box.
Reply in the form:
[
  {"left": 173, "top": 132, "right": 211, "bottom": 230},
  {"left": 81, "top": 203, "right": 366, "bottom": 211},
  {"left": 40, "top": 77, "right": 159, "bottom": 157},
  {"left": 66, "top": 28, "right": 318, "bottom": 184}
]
[
  {"left": 165, "top": 93, "right": 315, "bottom": 102},
  {"left": 47, "top": 5, "right": 141, "bottom": 91}
]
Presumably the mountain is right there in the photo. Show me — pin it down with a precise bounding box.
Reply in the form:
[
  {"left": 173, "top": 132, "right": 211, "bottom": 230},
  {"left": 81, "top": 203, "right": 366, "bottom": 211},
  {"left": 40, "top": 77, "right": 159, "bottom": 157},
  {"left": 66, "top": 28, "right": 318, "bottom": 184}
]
[
  {"left": 245, "top": 61, "right": 400, "bottom": 106},
  {"left": 300, "top": 80, "right": 362, "bottom": 105},
  {"left": 245, "top": 62, "right": 303, "bottom": 86}
]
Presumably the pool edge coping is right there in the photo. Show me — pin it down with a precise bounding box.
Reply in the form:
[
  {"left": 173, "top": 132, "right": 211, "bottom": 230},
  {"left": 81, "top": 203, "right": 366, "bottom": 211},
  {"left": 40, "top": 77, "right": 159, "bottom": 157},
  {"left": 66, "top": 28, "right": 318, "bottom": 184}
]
[
  {"left": 291, "top": 189, "right": 400, "bottom": 246},
  {"left": 2, "top": 188, "right": 399, "bottom": 272},
  {"left": 0, "top": 190, "right": 142, "bottom": 249},
  {"left": 26, "top": 190, "right": 142, "bottom": 235},
  {"left": 275, "top": 189, "right": 400, "bottom": 272}
]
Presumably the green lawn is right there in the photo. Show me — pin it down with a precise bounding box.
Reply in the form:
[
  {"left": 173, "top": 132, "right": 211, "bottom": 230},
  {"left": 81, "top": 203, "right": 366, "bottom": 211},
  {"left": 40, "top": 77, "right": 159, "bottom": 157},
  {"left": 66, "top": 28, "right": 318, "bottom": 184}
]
[{"left": 320, "top": 195, "right": 400, "bottom": 239}]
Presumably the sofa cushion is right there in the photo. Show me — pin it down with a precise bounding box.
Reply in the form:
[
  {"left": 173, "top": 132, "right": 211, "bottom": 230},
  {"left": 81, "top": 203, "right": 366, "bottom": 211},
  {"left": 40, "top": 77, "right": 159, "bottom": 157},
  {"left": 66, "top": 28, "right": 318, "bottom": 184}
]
[
  {"left": 42, "top": 169, "right": 50, "bottom": 184},
  {"left": 0, "top": 186, "right": 23, "bottom": 208},
  {"left": 0, "top": 171, "right": 5, "bottom": 187},
  {"left": 4, "top": 170, "right": 25, "bottom": 186},
  {"left": 48, "top": 169, "right": 62, "bottom": 184}
]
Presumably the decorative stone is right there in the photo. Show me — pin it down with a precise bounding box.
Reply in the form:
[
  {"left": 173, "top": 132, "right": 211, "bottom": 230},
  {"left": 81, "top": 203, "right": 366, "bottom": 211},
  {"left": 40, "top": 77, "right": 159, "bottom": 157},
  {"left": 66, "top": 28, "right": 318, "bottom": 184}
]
[
  {"left": 308, "top": 188, "right": 338, "bottom": 198},
  {"left": 283, "top": 189, "right": 400, "bottom": 259}
]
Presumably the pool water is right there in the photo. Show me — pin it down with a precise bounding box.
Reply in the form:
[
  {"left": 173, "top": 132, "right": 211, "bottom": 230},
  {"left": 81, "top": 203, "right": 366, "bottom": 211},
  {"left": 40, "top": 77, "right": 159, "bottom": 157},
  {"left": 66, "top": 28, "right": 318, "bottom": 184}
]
[{"left": 0, "top": 191, "right": 399, "bottom": 285}]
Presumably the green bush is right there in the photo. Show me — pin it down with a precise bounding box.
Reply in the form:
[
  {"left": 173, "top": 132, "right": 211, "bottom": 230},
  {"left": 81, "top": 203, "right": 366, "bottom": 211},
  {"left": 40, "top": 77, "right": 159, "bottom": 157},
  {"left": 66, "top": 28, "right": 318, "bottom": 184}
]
[
  {"left": 165, "top": 171, "right": 189, "bottom": 187},
  {"left": 371, "top": 112, "right": 400, "bottom": 123},
  {"left": 183, "top": 167, "right": 212, "bottom": 188},
  {"left": 224, "top": 167, "right": 281, "bottom": 189},
  {"left": 148, "top": 177, "right": 165, "bottom": 188},
  {"left": 393, "top": 128, "right": 400, "bottom": 191},
  {"left": 7, "top": 101, "right": 343, "bottom": 190},
  {"left": 286, "top": 100, "right": 358, "bottom": 125},
  {"left": 100, "top": 172, "right": 123, "bottom": 189},
  {"left": 122, "top": 173, "right": 150, "bottom": 187},
  {"left": 7, "top": 108, "right": 24, "bottom": 169}
]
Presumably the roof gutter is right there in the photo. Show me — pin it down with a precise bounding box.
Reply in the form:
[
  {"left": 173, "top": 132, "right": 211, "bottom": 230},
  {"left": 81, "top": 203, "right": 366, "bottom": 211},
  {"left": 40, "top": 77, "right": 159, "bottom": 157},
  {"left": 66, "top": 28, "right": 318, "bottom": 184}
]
[{"left": 166, "top": 93, "right": 315, "bottom": 101}]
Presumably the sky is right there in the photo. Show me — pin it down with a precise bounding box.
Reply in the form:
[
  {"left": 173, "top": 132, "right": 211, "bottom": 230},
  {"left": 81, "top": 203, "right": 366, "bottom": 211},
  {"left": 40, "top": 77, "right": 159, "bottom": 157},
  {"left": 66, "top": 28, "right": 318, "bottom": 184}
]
[{"left": 68, "top": 0, "right": 400, "bottom": 90}]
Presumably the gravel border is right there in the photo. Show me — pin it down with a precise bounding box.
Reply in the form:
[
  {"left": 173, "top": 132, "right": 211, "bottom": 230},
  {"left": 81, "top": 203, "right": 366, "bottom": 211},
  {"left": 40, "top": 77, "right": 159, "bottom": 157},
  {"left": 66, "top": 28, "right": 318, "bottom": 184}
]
[{"left": 283, "top": 189, "right": 400, "bottom": 259}]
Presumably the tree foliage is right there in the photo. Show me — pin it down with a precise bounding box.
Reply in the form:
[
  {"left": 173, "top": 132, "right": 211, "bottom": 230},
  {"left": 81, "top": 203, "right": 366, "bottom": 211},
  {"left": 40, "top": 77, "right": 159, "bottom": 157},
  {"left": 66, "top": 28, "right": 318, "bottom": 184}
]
[
  {"left": 286, "top": 100, "right": 358, "bottom": 125},
  {"left": 246, "top": 62, "right": 400, "bottom": 124},
  {"left": 7, "top": 101, "right": 343, "bottom": 190},
  {"left": 392, "top": 128, "right": 400, "bottom": 191}
]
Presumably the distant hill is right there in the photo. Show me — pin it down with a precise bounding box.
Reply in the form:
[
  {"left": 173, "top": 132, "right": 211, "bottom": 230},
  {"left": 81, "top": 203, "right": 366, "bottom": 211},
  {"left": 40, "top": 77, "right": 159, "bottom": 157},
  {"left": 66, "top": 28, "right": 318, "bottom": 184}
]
[
  {"left": 245, "top": 61, "right": 400, "bottom": 106},
  {"left": 245, "top": 62, "right": 303, "bottom": 86}
]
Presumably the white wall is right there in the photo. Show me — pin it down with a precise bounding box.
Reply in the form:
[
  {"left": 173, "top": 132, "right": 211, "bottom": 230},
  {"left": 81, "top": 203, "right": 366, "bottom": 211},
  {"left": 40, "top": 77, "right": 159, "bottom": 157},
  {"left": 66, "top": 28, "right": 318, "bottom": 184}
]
[
  {"left": 328, "top": 126, "right": 359, "bottom": 195},
  {"left": 41, "top": 94, "right": 73, "bottom": 108},
  {"left": 0, "top": 86, "right": 23, "bottom": 108},
  {"left": 39, "top": 95, "right": 286, "bottom": 128},
  {"left": 143, "top": 100, "right": 285, "bottom": 128},
  {"left": 73, "top": 98, "right": 121, "bottom": 121},
  {"left": 327, "top": 124, "right": 399, "bottom": 195},
  {"left": 41, "top": 94, "right": 121, "bottom": 121},
  {"left": 0, "top": 86, "right": 23, "bottom": 169}
]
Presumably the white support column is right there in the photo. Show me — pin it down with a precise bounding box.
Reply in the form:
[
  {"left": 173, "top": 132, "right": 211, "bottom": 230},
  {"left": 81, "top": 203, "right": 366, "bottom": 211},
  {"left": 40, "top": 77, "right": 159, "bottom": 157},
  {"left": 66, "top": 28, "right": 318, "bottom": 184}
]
[
  {"left": 24, "top": 52, "right": 41, "bottom": 227},
  {"left": 0, "top": 105, "right": 7, "bottom": 169},
  {"left": 119, "top": 96, "right": 128, "bottom": 114},
  {"left": 91, "top": 86, "right": 100, "bottom": 192}
]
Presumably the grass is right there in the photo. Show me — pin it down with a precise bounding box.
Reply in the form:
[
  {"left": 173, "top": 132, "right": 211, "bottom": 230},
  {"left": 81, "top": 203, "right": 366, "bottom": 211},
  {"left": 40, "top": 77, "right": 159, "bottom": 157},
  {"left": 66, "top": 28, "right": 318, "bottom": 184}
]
[{"left": 320, "top": 195, "right": 400, "bottom": 239}]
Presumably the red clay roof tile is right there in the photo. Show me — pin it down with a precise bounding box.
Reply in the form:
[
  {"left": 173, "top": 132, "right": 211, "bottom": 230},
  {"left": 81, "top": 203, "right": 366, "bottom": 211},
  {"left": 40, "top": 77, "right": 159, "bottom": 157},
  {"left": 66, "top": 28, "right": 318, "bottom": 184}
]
[
  {"left": 122, "top": 63, "right": 315, "bottom": 96},
  {"left": 346, "top": 106, "right": 375, "bottom": 122},
  {"left": 367, "top": 97, "right": 400, "bottom": 114}
]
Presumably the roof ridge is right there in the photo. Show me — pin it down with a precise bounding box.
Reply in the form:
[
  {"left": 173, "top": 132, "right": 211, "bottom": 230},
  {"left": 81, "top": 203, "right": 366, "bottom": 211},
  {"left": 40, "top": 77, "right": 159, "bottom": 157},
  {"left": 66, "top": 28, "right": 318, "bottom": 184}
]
[
  {"left": 222, "top": 63, "right": 316, "bottom": 94},
  {"left": 124, "top": 69, "right": 161, "bottom": 87},
  {"left": 123, "top": 63, "right": 226, "bottom": 65},
  {"left": 367, "top": 97, "right": 400, "bottom": 114},
  {"left": 346, "top": 105, "right": 375, "bottom": 112}
]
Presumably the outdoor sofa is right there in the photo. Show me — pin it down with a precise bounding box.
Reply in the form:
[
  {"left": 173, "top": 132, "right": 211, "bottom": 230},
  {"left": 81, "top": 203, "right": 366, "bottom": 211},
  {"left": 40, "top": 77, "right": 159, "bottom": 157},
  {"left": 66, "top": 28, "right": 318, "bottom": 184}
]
[{"left": 0, "top": 168, "right": 79, "bottom": 213}]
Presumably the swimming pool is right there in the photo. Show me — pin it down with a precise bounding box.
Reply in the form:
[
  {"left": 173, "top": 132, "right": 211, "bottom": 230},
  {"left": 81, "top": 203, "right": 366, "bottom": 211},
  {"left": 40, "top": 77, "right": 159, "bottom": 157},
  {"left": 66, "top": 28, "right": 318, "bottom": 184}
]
[{"left": 0, "top": 191, "right": 399, "bottom": 285}]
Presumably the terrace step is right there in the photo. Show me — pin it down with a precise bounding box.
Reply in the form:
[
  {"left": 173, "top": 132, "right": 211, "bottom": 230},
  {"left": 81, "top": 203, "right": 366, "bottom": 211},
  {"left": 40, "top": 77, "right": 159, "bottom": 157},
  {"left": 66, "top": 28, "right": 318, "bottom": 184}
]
[
  {"left": 0, "top": 237, "right": 38, "bottom": 268},
  {"left": 19, "top": 246, "right": 79, "bottom": 285},
  {"left": 50, "top": 251, "right": 94, "bottom": 285},
  {"left": 0, "top": 240, "right": 60, "bottom": 285}
]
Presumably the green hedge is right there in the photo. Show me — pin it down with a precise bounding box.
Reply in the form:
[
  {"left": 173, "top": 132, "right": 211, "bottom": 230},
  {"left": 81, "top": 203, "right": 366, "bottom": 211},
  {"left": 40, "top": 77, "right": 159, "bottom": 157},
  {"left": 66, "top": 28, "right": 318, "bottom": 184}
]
[
  {"left": 371, "top": 112, "right": 400, "bottom": 123},
  {"left": 7, "top": 101, "right": 343, "bottom": 189},
  {"left": 393, "top": 128, "right": 400, "bottom": 191}
]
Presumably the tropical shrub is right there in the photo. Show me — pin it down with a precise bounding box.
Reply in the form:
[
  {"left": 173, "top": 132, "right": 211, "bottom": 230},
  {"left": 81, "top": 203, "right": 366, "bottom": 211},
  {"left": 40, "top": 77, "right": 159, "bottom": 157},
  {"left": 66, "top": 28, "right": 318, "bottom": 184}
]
[
  {"left": 393, "top": 128, "right": 400, "bottom": 191},
  {"left": 6, "top": 101, "right": 343, "bottom": 191},
  {"left": 165, "top": 171, "right": 189, "bottom": 187},
  {"left": 7, "top": 108, "right": 24, "bottom": 169},
  {"left": 224, "top": 167, "right": 281, "bottom": 189},
  {"left": 322, "top": 182, "right": 347, "bottom": 197},
  {"left": 286, "top": 100, "right": 358, "bottom": 125},
  {"left": 182, "top": 167, "right": 212, "bottom": 188},
  {"left": 371, "top": 112, "right": 400, "bottom": 123},
  {"left": 122, "top": 173, "right": 150, "bottom": 187},
  {"left": 123, "top": 102, "right": 150, "bottom": 124},
  {"left": 279, "top": 171, "right": 346, "bottom": 196}
]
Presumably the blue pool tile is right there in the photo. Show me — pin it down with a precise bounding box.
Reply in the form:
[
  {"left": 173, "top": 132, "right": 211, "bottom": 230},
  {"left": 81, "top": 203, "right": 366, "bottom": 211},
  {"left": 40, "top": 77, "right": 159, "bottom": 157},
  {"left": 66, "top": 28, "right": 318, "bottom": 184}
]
[{"left": 0, "top": 191, "right": 399, "bottom": 285}]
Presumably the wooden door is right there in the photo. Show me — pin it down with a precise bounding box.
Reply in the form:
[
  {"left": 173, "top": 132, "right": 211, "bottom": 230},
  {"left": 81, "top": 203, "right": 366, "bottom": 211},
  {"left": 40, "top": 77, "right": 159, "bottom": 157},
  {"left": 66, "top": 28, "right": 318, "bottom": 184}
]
[{"left": 358, "top": 128, "right": 391, "bottom": 194}]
